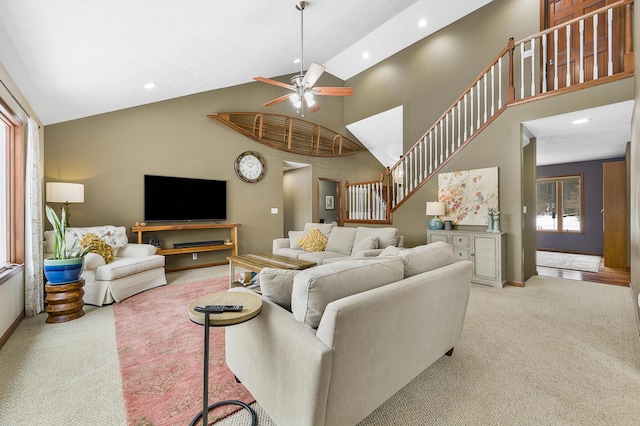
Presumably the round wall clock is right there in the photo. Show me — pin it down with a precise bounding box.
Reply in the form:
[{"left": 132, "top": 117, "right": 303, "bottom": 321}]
[{"left": 234, "top": 151, "right": 266, "bottom": 183}]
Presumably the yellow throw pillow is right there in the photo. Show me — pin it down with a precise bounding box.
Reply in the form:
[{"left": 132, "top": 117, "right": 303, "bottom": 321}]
[
  {"left": 298, "top": 229, "right": 328, "bottom": 252},
  {"left": 79, "top": 233, "right": 115, "bottom": 263}
]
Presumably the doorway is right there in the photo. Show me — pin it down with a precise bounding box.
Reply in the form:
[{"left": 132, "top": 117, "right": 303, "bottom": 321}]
[
  {"left": 318, "top": 178, "right": 342, "bottom": 226},
  {"left": 283, "top": 162, "right": 312, "bottom": 234}
]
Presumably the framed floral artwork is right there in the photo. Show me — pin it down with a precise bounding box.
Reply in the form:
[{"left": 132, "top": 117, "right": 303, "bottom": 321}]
[{"left": 438, "top": 167, "right": 498, "bottom": 225}]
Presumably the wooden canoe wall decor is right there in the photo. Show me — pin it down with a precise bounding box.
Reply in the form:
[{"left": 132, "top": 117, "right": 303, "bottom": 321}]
[{"left": 208, "top": 112, "right": 366, "bottom": 157}]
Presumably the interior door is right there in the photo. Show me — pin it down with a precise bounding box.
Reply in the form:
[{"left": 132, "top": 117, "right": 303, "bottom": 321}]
[
  {"left": 602, "top": 160, "right": 627, "bottom": 267},
  {"left": 544, "top": 0, "right": 623, "bottom": 90}
]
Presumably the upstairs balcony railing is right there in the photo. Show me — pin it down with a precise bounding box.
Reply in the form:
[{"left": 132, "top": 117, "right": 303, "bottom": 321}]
[{"left": 346, "top": 0, "right": 634, "bottom": 224}]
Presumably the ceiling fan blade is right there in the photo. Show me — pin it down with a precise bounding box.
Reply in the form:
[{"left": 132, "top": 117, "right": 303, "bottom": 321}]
[
  {"left": 263, "top": 93, "right": 292, "bottom": 107},
  {"left": 301, "top": 62, "right": 326, "bottom": 88},
  {"left": 312, "top": 87, "right": 354, "bottom": 96},
  {"left": 254, "top": 76, "right": 296, "bottom": 91}
]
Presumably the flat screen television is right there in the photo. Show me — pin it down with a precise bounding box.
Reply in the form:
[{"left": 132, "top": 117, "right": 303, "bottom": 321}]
[{"left": 144, "top": 174, "right": 227, "bottom": 221}]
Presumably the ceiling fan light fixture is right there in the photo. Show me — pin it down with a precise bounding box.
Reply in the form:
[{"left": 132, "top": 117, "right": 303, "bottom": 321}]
[
  {"left": 304, "top": 91, "right": 315, "bottom": 107},
  {"left": 290, "top": 92, "right": 302, "bottom": 108}
]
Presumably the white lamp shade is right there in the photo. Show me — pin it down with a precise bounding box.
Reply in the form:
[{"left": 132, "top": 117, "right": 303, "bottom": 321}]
[
  {"left": 46, "top": 182, "right": 84, "bottom": 203},
  {"left": 426, "top": 201, "right": 445, "bottom": 216}
]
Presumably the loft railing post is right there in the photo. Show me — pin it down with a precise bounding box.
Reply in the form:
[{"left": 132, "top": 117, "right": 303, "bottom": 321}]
[
  {"left": 507, "top": 37, "right": 515, "bottom": 103},
  {"left": 624, "top": 2, "right": 635, "bottom": 72}
]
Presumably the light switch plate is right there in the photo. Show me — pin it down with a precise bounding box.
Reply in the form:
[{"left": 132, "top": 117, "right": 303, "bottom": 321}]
[{"left": 271, "top": 208, "right": 278, "bottom": 214}]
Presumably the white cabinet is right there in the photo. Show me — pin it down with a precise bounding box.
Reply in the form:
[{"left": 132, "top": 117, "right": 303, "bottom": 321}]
[{"left": 427, "top": 229, "right": 507, "bottom": 288}]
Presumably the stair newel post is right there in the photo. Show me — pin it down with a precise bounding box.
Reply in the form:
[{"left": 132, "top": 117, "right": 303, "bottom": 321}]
[
  {"left": 383, "top": 170, "right": 392, "bottom": 221},
  {"left": 624, "top": 2, "right": 634, "bottom": 72},
  {"left": 507, "top": 37, "right": 515, "bottom": 103}
]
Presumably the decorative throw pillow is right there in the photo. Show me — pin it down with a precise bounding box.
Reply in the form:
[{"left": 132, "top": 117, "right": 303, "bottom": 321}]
[
  {"left": 325, "top": 227, "right": 357, "bottom": 255},
  {"left": 303, "top": 222, "right": 335, "bottom": 238},
  {"left": 288, "top": 231, "right": 308, "bottom": 249},
  {"left": 259, "top": 268, "right": 300, "bottom": 311},
  {"left": 298, "top": 229, "right": 327, "bottom": 252},
  {"left": 354, "top": 227, "right": 398, "bottom": 249},
  {"left": 350, "top": 236, "right": 378, "bottom": 258},
  {"left": 79, "top": 233, "right": 115, "bottom": 263},
  {"left": 68, "top": 226, "right": 129, "bottom": 249}
]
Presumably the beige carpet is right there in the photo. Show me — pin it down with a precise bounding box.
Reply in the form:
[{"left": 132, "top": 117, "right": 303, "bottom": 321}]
[
  {"left": 1, "top": 270, "right": 639, "bottom": 425},
  {"left": 537, "top": 250, "right": 602, "bottom": 273}
]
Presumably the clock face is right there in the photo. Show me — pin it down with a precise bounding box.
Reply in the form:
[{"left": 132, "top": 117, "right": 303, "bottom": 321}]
[{"left": 235, "top": 151, "right": 265, "bottom": 183}]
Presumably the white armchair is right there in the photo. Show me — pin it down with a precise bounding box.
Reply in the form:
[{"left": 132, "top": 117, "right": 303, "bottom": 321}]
[{"left": 44, "top": 226, "right": 167, "bottom": 306}]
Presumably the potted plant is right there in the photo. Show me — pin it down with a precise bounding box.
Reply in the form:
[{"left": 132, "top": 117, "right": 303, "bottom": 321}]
[{"left": 43, "top": 205, "right": 91, "bottom": 284}]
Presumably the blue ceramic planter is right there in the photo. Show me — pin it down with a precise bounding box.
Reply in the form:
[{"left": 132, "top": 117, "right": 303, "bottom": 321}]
[{"left": 43, "top": 257, "right": 85, "bottom": 284}]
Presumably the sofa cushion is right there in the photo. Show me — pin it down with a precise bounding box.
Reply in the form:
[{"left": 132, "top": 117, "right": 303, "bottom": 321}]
[
  {"left": 95, "top": 255, "right": 165, "bottom": 281},
  {"left": 325, "top": 227, "right": 357, "bottom": 255},
  {"left": 303, "top": 222, "right": 335, "bottom": 237},
  {"left": 350, "top": 236, "right": 378, "bottom": 258},
  {"left": 259, "top": 268, "right": 300, "bottom": 311},
  {"left": 395, "top": 241, "right": 454, "bottom": 278},
  {"left": 297, "top": 251, "right": 345, "bottom": 264},
  {"left": 274, "top": 248, "right": 303, "bottom": 259},
  {"left": 291, "top": 256, "right": 404, "bottom": 328},
  {"left": 298, "top": 229, "right": 328, "bottom": 252},
  {"left": 354, "top": 227, "right": 398, "bottom": 248},
  {"left": 288, "top": 231, "right": 307, "bottom": 249}
]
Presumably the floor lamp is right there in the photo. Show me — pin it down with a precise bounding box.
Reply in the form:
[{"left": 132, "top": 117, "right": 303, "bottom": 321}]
[{"left": 46, "top": 182, "right": 84, "bottom": 227}]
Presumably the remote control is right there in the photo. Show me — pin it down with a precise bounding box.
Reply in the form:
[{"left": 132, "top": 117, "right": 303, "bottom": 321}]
[
  {"left": 224, "top": 305, "right": 243, "bottom": 312},
  {"left": 194, "top": 305, "right": 243, "bottom": 314},
  {"left": 195, "top": 305, "right": 225, "bottom": 314}
]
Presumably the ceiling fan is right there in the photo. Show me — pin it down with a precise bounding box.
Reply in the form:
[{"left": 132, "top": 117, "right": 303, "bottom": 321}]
[{"left": 254, "top": 1, "right": 353, "bottom": 115}]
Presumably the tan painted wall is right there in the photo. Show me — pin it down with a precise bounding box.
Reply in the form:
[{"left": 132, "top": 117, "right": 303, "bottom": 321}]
[
  {"left": 345, "top": 0, "right": 540, "bottom": 150},
  {"left": 44, "top": 75, "right": 383, "bottom": 270},
  {"left": 283, "top": 167, "right": 312, "bottom": 233},
  {"left": 390, "top": 79, "right": 633, "bottom": 284},
  {"left": 344, "top": 0, "right": 635, "bottom": 285}
]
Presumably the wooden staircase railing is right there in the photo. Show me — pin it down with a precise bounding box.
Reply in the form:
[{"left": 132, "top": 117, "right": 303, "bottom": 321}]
[{"left": 346, "top": 0, "right": 634, "bottom": 224}]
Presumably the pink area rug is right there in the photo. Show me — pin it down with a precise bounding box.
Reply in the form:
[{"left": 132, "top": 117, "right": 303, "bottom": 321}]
[{"left": 113, "top": 277, "right": 255, "bottom": 426}]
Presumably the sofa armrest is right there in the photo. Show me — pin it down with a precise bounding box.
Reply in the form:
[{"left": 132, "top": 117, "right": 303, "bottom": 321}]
[
  {"left": 272, "top": 238, "right": 290, "bottom": 253},
  {"left": 116, "top": 243, "right": 158, "bottom": 257},
  {"left": 83, "top": 252, "right": 106, "bottom": 270},
  {"left": 353, "top": 248, "right": 384, "bottom": 258},
  {"left": 226, "top": 290, "right": 332, "bottom": 426}
]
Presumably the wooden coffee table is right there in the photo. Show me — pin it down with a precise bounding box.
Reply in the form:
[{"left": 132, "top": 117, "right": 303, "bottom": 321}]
[{"left": 226, "top": 253, "right": 316, "bottom": 286}]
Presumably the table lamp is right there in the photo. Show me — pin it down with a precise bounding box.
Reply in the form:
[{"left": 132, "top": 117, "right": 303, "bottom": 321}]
[
  {"left": 426, "top": 201, "right": 445, "bottom": 230},
  {"left": 46, "top": 182, "right": 84, "bottom": 226}
]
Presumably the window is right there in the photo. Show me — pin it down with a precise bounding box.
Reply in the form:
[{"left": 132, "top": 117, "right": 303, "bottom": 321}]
[
  {"left": 0, "top": 98, "right": 24, "bottom": 278},
  {"left": 536, "top": 175, "right": 583, "bottom": 233}
]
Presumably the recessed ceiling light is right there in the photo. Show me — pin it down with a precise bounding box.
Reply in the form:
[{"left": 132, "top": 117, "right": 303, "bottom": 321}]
[
  {"left": 143, "top": 83, "right": 156, "bottom": 90},
  {"left": 293, "top": 58, "right": 301, "bottom": 64},
  {"left": 418, "top": 18, "right": 427, "bottom": 28},
  {"left": 362, "top": 52, "right": 370, "bottom": 59},
  {"left": 571, "top": 118, "right": 590, "bottom": 125}
]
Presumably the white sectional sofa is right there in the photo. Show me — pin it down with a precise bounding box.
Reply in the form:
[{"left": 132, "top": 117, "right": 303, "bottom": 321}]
[
  {"left": 44, "top": 226, "right": 167, "bottom": 306},
  {"left": 273, "top": 222, "right": 405, "bottom": 265},
  {"left": 226, "top": 241, "right": 472, "bottom": 426}
]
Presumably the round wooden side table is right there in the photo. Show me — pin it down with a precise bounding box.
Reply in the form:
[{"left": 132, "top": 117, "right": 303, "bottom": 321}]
[
  {"left": 188, "top": 291, "right": 262, "bottom": 426},
  {"left": 44, "top": 278, "right": 85, "bottom": 324}
]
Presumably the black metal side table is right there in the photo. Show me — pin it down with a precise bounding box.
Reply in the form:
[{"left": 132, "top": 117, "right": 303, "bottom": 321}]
[{"left": 188, "top": 291, "right": 262, "bottom": 426}]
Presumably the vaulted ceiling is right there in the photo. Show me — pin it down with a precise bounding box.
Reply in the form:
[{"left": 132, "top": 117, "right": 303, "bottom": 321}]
[{"left": 0, "top": 0, "right": 491, "bottom": 125}]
